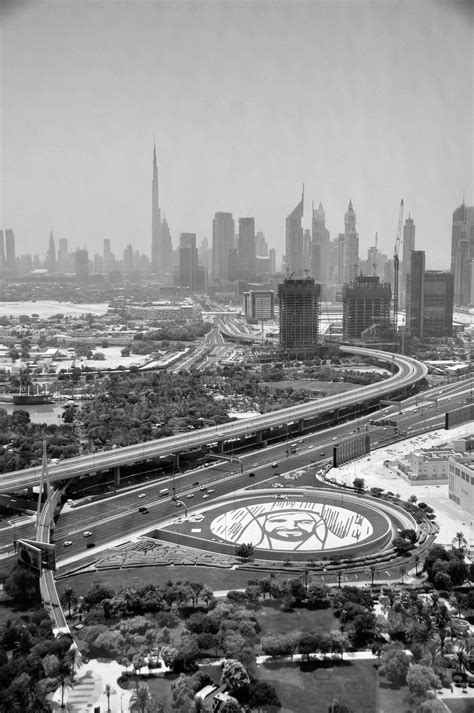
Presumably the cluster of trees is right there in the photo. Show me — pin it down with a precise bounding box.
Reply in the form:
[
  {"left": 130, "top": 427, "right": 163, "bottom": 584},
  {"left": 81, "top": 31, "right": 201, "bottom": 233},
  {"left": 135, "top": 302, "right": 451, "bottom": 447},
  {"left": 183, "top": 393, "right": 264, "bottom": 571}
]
[
  {"left": 0, "top": 409, "right": 80, "bottom": 471},
  {"left": 0, "top": 609, "right": 75, "bottom": 712},
  {"left": 134, "top": 322, "right": 211, "bottom": 343},
  {"left": 423, "top": 544, "right": 471, "bottom": 591},
  {"left": 76, "top": 371, "right": 230, "bottom": 447},
  {"left": 375, "top": 586, "right": 474, "bottom": 712}
]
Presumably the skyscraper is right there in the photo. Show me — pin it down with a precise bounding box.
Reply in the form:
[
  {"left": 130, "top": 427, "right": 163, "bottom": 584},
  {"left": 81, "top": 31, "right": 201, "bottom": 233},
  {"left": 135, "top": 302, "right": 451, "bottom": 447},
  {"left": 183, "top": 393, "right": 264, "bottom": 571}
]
[
  {"left": 57, "top": 238, "right": 69, "bottom": 273},
  {"left": 407, "top": 251, "right": 454, "bottom": 338},
  {"left": 343, "top": 200, "right": 359, "bottom": 284},
  {"left": 5, "top": 229, "right": 16, "bottom": 273},
  {"left": 212, "top": 212, "right": 235, "bottom": 281},
  {"left": 179, "top": 233, "right": 199, "bottom": 290},
  {"left": 451, "top": 202, "right": 474, "bottom": 306},
  {"left": 151, "top": 141, "right": 161, "bottom": 273},
  {"left": 311, "top": 202, "right": 330, "bottom": 284},
  {"left": 285, "top": 187, "right": 304, "bottom": 277},
  {"left": 75, "top": 248, "right": 89, "bottom": 278},
  {"left": 238, "top": 217, "right": 256, "bottom": 280},
  {"left": 401, "top": 215, "right": 416, "bottom": 308},
  {"left": 0, "top": 230, "right": 4, "bottom": 272},
  {"left": 46, "top": 229, "right": 56, "bottom": 273},
  {"left": 279, "top": 277, "right": 320, "bottom": 351}
]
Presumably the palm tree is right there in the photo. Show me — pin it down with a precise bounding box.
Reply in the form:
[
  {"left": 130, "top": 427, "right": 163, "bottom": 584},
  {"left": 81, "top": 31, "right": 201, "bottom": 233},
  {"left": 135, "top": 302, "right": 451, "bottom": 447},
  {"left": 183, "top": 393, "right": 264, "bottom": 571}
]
[
  {"left": 104, "top": 684, "right": 115, "bottom": 713},
  {"left": 399, "top": 566, "right": 406, "bottom": 585},
  {"left": 57, "top": 671, "right": 73, "bottom": 709},
  {"left": 453, "top": 532, "right": 467, "bottom": 551},
  {"left": 129, "top": 682, "right": 153, "bottom": 713},
  {"left": 369, "top": 565, "right": 376, "bottom": 587},
  {"left": 414, "top": 555, "right": 420, "bottom": 577},
  {"left": 60, "top": 586, "right": 77, "bottom": 618}
]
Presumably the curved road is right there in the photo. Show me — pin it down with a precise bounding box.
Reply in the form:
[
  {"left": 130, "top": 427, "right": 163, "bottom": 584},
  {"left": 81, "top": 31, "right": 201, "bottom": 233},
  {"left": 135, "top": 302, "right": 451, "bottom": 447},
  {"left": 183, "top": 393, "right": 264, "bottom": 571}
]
[{"left": 0, "top": 346, "right": 427, "bottom": 493}]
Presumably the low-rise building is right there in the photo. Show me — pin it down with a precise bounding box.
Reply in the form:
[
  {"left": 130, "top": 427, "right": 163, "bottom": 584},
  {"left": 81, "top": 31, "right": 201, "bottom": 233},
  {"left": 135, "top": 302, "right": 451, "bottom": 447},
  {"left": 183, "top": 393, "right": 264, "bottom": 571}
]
[{"left": 448, "top": 453, "right": 474, "bottom": 515}]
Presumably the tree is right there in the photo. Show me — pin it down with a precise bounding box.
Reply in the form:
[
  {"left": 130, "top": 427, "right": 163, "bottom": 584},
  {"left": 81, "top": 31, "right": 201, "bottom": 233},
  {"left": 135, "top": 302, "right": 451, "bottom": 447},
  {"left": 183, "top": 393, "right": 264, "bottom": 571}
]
[
  {"left": 234, "top": 543, "right": 254, "bottom": 560},
  {"left": 420, "top": 700, "right": 449, "bottom": 713},
  {"left": 160, "top": 645, "right": 178, "bottom": 669},
  {"left": 328, "top": 700, "right": 353, "bottom": 713},
  {"left": 104, "top": 684, "right": 115, "bottom": 713},
  {"left": 220, "top": 699, "right": 243, "bottom": 713},
  {"left": 220, "top": 659, "right": 250, "bottom": 694},
  {"left": 393, "top": 536, "right": 414, "bottom": 555},
  {"left": 379, "top": 645, "right": 411, "bottom": 685},
  {"left": 4, "top": 565, "right": 40, "bottom": 610},
  {"left": 60, "top": 586, "right": 77, "bottom": 618},
  {"left": 406, "top": 664, "right": 441, "bottom": 698},
  {"left": 353, "top": 477, "right": 365, "bottom": 492},
  {"left": 453, "top": 531, "right": 467, "bottom": 551},
  {"left": 298, "top": 632, "right": 320, "bottom": 661},
  {"left": 129, "top": 682, "right": 153, "bottom": 713},
  {"left": 369, "top": 565, "right": 377, "bottom": 587}
]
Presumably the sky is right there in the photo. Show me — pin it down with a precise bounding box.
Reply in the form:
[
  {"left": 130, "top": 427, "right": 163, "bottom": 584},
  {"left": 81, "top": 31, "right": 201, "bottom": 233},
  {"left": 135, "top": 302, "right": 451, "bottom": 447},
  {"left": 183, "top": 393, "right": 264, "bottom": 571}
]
[{"left": 1, "top": 0, "right": 472, "bottom": 270}]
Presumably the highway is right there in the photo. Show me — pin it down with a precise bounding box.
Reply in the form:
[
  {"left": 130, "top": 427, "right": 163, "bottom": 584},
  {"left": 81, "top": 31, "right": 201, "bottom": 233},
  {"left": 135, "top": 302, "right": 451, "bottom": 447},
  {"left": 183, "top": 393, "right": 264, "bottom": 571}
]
[
  {"left": 3, "top": 377, "right": 468, "bottom": 560},
  {"left": 0, "top": 346, "right": 427, "bottom": 493}
]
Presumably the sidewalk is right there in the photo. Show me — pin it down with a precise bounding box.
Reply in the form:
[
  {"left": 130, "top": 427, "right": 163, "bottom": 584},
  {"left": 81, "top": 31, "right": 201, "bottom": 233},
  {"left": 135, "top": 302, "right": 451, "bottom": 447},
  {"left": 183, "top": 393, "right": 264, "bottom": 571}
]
[{"left": 51, "top": 659, "right": 133, "bottom": 713}]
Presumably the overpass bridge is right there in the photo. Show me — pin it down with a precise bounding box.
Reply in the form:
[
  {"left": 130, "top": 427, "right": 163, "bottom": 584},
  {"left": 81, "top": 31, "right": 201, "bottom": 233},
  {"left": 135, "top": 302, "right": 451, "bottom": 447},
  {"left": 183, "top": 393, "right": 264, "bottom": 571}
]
[{"left": 0, "top": 346, "right": 427, "bottom": 494}]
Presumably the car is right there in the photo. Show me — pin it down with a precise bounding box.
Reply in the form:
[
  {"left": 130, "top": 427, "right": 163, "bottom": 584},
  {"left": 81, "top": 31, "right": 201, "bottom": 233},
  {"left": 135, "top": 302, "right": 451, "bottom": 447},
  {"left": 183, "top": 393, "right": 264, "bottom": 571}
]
[
  {"left": 82, "top": 531, "right": 93, "bottom": 538},
  {"left": 200, "top": 486, "right": 207, "bottom": 491},
  {"left": 138, "top": 506, "right": 149, "bottom": 513},
  {"left": 271, "top": 462, "right": 278, "bottom": 468},
  {"left": 207, "top": 488, "right": 215, "bottom": 493},
  {"left": 138, "top": 493, "right": 146, "bottom": 498},
  {"left": 193, "top": 481, "right": 200, "bottom": 486},
  {"left": 176, "top": 502, "right": 183, "bottom": 507},
  {"left": 320, "top": 452, "right": 325, "bottom": 456},
  {"left": 187, "top": 493, "right": 195, "bottom": 499},
  {"left": 63, "top": 540, "right": 72, "bottom": 547},
  {"left": 332, "top": 437, "right": 337, "bottom": 440},
  {"left": 86, "top": 542, "right": 96, "bottom": 549},
  {"left": 202, "top": 494, "right": 210, "bottom": 499},
  {"left": 248, "top": 472, "right": 256, "bottom": 477}
]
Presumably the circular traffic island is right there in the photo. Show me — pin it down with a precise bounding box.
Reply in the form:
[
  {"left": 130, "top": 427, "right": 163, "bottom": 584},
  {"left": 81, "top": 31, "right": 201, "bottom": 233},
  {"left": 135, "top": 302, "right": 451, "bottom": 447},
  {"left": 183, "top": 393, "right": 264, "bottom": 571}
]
[{"left": 155, "top": 488, "right": 412, "bottom": 563}]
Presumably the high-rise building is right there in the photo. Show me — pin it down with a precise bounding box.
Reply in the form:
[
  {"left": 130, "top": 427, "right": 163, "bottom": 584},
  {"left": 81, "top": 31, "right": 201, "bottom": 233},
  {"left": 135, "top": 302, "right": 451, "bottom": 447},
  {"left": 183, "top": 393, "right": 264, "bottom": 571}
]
[
  {"left": 151, "top": 141, "right": 161, "bottom": 273},
  {"left": 198, "top": 237, "right": 210, "bottom": 272},
  {"left": 255, "top": 231, "right": 268, "bottom": 257},
  {"left": 407, "top": 250, "right": 425, "bottom": 338},
  {"left": 103, "top": 239, "right": 112, "bottom": 273},
  {"left": 123, "top": 245, "right": 134, "bottom": 273},
  {"left": 57, "top": 238, "right": 70, "bottom": 273},
  {"left": 423, "top": 271, "right": 454, "bottom": 338},
  {"left": 75, "top": 248, "right": 89, "bottom": 278},
  {"left": 46, "top": 229, "right": 56, "bottom": 273},
  {"left": 268, "top": 248, "right": 276, "bottom": 274},
  {"left": 0, "top": 230, "right": 4, "bottom": 272},
  {"left": 401, "top": 215, "right": 416, "bottom": 308},
  {"left": 160, "top": 218, "right": 173, "bottom": 276},
  {"left": 285, "top": 188, "right": 304, "bottom": 277},
  {"left": 242, "top": 290, "right": 275, "bottom": 321},
  {"left": 238, "top": 217, "right": 256, "bottom": 280},
  {"left": 179, "top": 233, "right": 199, "bottom": 290},
  {"left": 407, "top": 250, "right": 454, "bottom": 338},
  {"left": 212, "top": 212, "right": 235, "bottom": 281},
  {"left": 451, "top": 202, "right": 474, "bottom": 306},
  {"left": 342, "top": 275, "right": 392, "bottom": 339},
  {"left": 343, "top": 200, "right": 359, "bottom": 284},
  {"left": 278, "top": 277, "right": 320, "bottom": 351},
  {"left": 311, "top": 202, "right": 330, "bottom": 283},
  {"left": 5, "top": 229, "right": 16, "bottom": 272}
]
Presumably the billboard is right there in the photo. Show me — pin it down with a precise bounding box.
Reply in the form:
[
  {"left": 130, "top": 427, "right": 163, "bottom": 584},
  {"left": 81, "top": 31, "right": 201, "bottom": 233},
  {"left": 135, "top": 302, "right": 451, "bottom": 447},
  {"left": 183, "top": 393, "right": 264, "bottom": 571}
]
[
  {"left": 333, "top": 434, "right": 370, "bottom": 468},
  {"left": 17, "top": 540, "right": 43, "bottom": 575},
  {"left": 445, "top": 404, "right": 474, "bottom": 430},
  {"left": 17, "top": 539, "right": 57, "bottom": 576}
]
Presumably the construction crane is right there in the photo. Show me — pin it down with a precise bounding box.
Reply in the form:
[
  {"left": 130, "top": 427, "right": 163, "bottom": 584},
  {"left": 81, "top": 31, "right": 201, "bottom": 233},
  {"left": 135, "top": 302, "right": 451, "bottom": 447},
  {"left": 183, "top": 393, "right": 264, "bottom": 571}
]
[{"left": 392, "top": 199, "right": 404, "bottom": 328}]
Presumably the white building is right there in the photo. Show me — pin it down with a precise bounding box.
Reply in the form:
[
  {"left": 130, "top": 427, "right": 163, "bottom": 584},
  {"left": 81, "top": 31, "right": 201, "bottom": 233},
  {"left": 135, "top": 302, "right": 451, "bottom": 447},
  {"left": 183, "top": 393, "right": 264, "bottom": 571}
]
[{"left": 448, "top": 454, "right": 474, "bottom": 515}]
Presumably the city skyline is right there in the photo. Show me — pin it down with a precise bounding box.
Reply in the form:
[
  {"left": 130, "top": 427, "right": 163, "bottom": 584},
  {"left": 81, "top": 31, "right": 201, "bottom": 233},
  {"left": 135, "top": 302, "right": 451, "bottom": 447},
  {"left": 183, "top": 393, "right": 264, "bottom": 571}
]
[{"left": 1, "top": 1, "right": 472, "bottom": 269}]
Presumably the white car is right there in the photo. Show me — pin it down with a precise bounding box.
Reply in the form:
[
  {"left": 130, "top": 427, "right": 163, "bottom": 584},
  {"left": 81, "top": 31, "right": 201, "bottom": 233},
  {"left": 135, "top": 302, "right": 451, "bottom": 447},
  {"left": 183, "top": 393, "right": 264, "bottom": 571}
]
[
  {"left": 82, "top": 531, "right": 93, "bottom": 538},
  {"left": 138, "top": 493, "right": 146, "bottom": 498},
  {"left": 187, "top": 493, "right": 195, "bottom": 499},
  {"left": 207, "top": 489, "right": 215, "bottom": 493},
  {"left": 202, "top": 494, "right": 210, "bottom": 499},
  {"left": 63, "top": 540, "right": 73, "bottom": 547}
]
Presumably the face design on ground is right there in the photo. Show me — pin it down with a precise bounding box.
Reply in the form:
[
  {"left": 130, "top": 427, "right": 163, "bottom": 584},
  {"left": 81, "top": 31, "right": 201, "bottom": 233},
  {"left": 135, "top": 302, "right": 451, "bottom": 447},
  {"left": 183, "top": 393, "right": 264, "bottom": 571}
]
[{"left": 209, "top": 499, "right": 374, "bottom": 552}]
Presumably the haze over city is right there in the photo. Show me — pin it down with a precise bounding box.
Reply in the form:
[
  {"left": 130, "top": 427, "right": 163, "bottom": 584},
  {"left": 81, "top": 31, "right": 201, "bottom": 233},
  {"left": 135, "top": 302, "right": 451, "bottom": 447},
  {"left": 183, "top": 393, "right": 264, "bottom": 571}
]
[{"left": 1, "top": 0, "right": 472, "bottom": 268}]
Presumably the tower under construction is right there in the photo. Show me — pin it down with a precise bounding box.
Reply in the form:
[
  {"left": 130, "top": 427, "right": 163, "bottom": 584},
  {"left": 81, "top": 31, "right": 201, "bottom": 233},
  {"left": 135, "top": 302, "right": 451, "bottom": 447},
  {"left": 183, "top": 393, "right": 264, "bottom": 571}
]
[
  {"left": 278, "top": 277, "right": 320, "bottom": 352},
  {"left": 342, "top": 275, "right": 392, "bottom": 340}
]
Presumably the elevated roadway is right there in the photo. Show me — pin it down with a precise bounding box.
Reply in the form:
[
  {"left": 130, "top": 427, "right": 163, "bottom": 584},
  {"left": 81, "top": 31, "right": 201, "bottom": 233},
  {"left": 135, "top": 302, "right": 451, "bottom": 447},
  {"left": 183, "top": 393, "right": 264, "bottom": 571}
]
[{"left": 0, "top": 346, "right": 427, "bottom": 494}]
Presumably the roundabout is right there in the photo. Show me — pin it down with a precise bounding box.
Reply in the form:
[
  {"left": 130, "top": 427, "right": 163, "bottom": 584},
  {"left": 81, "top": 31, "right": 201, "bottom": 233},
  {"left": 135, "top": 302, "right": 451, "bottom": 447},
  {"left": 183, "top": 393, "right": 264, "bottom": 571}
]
[{"left": 155, "top": 488, "right": 414, "bottom": 563}]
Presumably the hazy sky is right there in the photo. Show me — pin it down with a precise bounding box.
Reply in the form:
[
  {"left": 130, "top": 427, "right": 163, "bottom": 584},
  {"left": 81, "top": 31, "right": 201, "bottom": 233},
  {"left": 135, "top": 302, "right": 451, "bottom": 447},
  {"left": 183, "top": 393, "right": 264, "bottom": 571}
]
[{"left": 1, "top": 0, "right": 472, "bottom": 269}]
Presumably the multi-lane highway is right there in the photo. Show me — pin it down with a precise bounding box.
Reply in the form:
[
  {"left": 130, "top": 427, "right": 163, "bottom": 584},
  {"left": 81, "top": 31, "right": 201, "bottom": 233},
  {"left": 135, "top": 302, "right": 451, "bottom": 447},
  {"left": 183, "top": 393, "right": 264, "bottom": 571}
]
[
  {"left": 1, "top": 377, "right": 470, "bottom": 587},
  {"left": 0, "top": 346, "right": 427, "bottom": 494}
]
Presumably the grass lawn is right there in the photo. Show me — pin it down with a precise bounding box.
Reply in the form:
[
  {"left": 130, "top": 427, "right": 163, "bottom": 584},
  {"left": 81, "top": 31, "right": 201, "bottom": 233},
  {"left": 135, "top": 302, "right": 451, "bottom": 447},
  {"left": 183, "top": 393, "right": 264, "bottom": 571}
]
[
  {"left": 257, "top": 600, "right": 339, "bottom": 637},
  {"left": 141, "top": 674, "right": 177, "bottom": 711},
  {"left": 58, "top": 565, "right": 279, "bottom": 597},
  {"left": 261, "top": 380, "right": 356, "bottom": 395}
]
